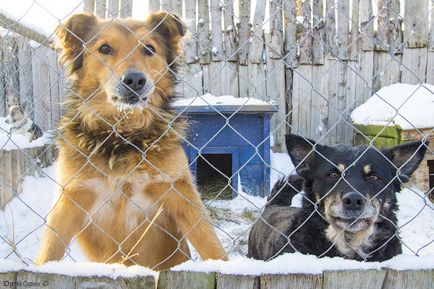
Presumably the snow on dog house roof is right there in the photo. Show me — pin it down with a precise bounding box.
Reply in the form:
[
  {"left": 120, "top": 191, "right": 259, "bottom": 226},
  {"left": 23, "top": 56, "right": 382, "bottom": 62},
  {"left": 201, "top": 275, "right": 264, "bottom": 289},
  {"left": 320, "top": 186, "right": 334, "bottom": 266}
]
[
  {"left": 351, "top": 83, "right": 434, "bottom": 130},
  {"left": 173, "top": 93, "right": 278, "bottom": 113}
]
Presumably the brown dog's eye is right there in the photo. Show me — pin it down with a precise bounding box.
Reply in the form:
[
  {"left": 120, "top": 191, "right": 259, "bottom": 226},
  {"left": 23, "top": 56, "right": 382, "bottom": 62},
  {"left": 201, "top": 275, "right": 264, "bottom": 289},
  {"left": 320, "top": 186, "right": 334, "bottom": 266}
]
[
  {"left": 328, "top": 172, "right": 340, "bottom": 178},
  {"left": 99, "top": 44, "right": 112, "bottom": 55},
  {"left": 142, "top": 44, "right": 155, "bottom": 56}
]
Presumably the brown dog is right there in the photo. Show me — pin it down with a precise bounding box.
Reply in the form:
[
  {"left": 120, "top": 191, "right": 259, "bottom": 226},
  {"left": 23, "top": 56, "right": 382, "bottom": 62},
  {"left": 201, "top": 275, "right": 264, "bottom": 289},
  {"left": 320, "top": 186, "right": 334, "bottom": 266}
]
[{"left": 36, "top": 12, "right": 227, "bottom": 270}]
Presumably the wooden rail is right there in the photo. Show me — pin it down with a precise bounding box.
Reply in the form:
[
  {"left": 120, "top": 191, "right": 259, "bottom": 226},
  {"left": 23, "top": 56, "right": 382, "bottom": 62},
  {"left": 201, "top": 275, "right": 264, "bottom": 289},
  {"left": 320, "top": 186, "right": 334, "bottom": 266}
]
[{"left": 0, "top": 268, "right": 432, "bottom": 289}]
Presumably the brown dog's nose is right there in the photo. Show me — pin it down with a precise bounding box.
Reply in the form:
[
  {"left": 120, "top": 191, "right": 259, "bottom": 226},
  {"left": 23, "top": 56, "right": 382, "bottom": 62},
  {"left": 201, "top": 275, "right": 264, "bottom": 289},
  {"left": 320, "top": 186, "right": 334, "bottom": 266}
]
[
  {"left": 122, "top": 71, "right": 146, "bottom": 92},
  {"left": 342, "top": 192, "right": 366, "bottom": 210}
]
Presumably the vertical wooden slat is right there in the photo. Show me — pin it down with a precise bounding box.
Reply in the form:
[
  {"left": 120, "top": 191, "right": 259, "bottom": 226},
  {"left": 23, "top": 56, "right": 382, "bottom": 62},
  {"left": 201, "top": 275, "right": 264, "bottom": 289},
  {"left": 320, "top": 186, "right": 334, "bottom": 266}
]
[
  {"left": 250, "top": 0, "right": 266, "bottom": 64},
  {"left": 238, "top": 0, "right": 251, "bottom": 65},
  {"left": 260, "top": 274, "right": 322, "bottom": 289},
  {"left": 322, "top": 270, "right": 386, "bottom": 289},
  {"left": 349, "top": 0, "right": 360, "bottom": 60},
  {"left": 2, "top": 37, "right": 20, "bottom": 109},
  {"left": 119, "top": 0, "right": 133, "bottom": 18},
  {"left": 312, "top": 0, "right": 324, "bottom": 64},
  {"left": 48, "top": 49, "right": 61, "bottom": 128},
  {"left": 376, "top": 0, "right": 389, "bottom": 51},
  {"left": 222, "top": 0, "right": 239, "bottom": 97},
  {"left": 107, "top": 0, "right": 119, "bottom": 17},
  {"left": 373, "top": 52, "right": 402, "bottom": 91},
  {"left": 149, "top": 0, "right": 160, "bottom": 12},
  {"left": 17, "top": 38, "right": 34, "bottom": 119},
  {"left": 95, "top": 0, "right": 107, "bottom": 18},
  {"left": 299, "top": 0, "right": 312, "bottom": 64},
  {"left": 360, "top": 0, "right": 375, "bottom": 51},
  {"left": 283, "top": 0, "right": 298, "bottom": 68},
  {"left": 336, "top": 61, "right": 349, "bottom": 144},
  {"left": 382, "top": 269, "right": 434, "bottom": 289},
  {"left": 161, "top": 0, "right": 182, "bottom": 15},
  {"left": 404, "top": 0, "right": 429, "bottom": 48},
  {"left": 268, "top": 0, "right": 283, "bottom": 59},
  {"left": 84, "top": 0, "right": 95, "bottom": 13},
  {"left": 336, "top": 1, "right": 349, "bottom": 60},
  {"left": 158, "top": 271, "right": 215, "bottom": 289},
  {"left": 401, "top": 47, "right": 428, "bottom": 84},
  {"left": 325, "top": 0, "right": 337, "bottom": 56},
  {"left": 216, "top": 274, "right": 258, "bottom": 289},
  {"left": 387, "top": 0, "right": 403, "bottom": 53},
  {"left": 197, "top": 0, "right": 211, "bottom": 64},
  {"left": 32, "top": 45, "right": 52, "bottom": 131},
  {"left": 209, "top": 0, "right": 225, "bottom": 96}
]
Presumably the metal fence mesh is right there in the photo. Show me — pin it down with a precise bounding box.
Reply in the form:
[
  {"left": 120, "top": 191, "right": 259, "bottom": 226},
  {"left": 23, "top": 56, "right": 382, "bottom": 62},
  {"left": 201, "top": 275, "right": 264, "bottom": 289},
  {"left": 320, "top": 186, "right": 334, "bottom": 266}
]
[{"left": 0, "top": 0, "right": 433, "bottom": 270}]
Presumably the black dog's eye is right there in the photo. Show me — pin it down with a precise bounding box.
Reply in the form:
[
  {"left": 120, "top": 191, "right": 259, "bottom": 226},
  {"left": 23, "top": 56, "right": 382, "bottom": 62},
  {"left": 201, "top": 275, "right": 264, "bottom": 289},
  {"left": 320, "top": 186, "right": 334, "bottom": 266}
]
[
  {"left": 367, "top": 174, "right": 380, "bottom": 181},
  {"left": 99, "top": 44, "right": 113, "bottom": 55},
  {"left": 142, "top": 44, "right": 155, "bottom": 56},
  {"left": 328, "top": 172, "right": 340, "bottom": 179}
]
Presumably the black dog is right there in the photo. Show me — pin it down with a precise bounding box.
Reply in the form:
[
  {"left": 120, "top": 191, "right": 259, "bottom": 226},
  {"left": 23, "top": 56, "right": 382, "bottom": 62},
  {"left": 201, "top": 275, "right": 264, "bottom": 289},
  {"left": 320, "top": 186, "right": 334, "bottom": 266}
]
[{"left": 248, "top": 134, "right": 428, "bottom": 262}]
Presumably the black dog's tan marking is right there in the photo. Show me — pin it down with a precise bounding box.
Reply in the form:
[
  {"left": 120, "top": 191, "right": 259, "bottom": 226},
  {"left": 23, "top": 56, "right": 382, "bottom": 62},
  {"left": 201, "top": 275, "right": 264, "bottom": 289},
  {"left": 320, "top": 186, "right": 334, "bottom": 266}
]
[{"left": 248, "top": 134, "right": 428, "bottom": 262}]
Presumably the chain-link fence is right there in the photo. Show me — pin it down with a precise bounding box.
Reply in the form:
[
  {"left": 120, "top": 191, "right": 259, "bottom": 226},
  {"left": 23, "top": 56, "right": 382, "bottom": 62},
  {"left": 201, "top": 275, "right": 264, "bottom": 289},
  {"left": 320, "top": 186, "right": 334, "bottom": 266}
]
[{"left": 0, "top": 0, "right": 433, "bottom": 271}]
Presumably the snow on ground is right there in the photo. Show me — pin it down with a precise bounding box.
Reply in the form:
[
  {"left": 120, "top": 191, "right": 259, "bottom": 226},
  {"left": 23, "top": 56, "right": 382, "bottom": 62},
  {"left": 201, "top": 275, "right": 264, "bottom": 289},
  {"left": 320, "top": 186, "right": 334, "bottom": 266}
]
[
  {"left": 173, "top": 93, "right": 274, "bottom": 107},
  {"left": 0, "top": 152, "right": 433, "bottom": 274},
  {"left": 351, "top": 83, "right": 434, "bottom": 129},
  {"left": 0, "top": 117, "right": 54, "bottom": 150}
]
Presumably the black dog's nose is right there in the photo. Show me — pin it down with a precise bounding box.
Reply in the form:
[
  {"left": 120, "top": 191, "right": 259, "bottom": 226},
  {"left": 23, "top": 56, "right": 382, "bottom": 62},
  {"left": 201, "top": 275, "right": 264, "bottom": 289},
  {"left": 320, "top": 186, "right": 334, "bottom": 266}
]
[
  {"left": 122, "top": 71, "right": 146, "bottom": 92},
  {"left": 342, "top": 192, "right": 366, "bottom": 210}
]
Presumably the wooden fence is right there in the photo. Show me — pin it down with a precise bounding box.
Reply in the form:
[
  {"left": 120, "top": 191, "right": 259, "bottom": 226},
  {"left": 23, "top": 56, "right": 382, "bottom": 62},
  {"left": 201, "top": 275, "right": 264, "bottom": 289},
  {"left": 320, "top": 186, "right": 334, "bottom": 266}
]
[
  {"left": 0, "top": 269, "right": 433, "bottom": 289},
  {"left": 0, "top": 0, "right": 433, "bottom": 152}
]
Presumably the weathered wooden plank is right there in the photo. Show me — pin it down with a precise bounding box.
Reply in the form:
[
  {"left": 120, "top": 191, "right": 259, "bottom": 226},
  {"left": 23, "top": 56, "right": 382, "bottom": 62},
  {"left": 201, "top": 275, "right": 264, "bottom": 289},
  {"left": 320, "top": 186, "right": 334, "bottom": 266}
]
[
  {"left": 221, "top": 62, "right": 239, "bottom": 97},
  {"left": 312, "top": 0, "right": 324, "bottom": 64},
  {"left": 182, "top": 63, "right": 203, "bottom": 98},
  {"left": 299, "top": 0, "right": 312, "bottom": 64},
  {"left": 376, "top": 0, "right": 389, "bottom": 51},
  {"left": 359, "top": 0, "right": 375, "bottom": 51},
  {"left": 208, "top": 62, "right": 223, "bottom": 96},
  {"left": 76, "top": 276, "right": 155, "bottom": 289},
  {"left": 349, "top": 0, "right": 360, "bottom": 60},
  {"left": 372, "top": 52, "right": 402, "bottom": 91},
  {"left": 248, "top": 62, "right": 266, "bottom": 100},
  {"left": 238, "top": 0, "right": 251, "bottom": 65},
  {"left": 404, "top": 0, "right": 429, "bottom": 48},
  {"left": 387, "top": 0, "right": 403, "bottom": 53},
  {"left": 0, "top": 272, "right": 17, "bottom": 288},
  {"left": 222, "top": 0, "right": 238, "bottom": 62},
  {"left": 2, "top": 36, "right": 20, "bottom": 108},
  {"left": 326, "top": 59, "right": 339, "bottom": 144},
  {"left": 0, "top": 35, "right": 5, "bottom": 116},
  {"left": 345, "top": 60, "right": 358, "bottom": 144},
  {"left": 184, "top": 0, "right": 198, "bottom": 65},
  {"left": 148, "top": 0, "right": 160, "bottom": 12},
  {"left": 268, "top": 0, "right": 283, "bottom": 59},
  {"left": 83, "top": 0, "right": 95, "bottom": 13},
  {"left": 198, "top": 0, "right": 211, "bottom": 64},
  {"left": 0, "top": 13, "right": 50, "bottom": 45},
  {"left": 95, "top": 0, "right": 106, "bottom": 18},
  {"left": 291, "top": 65, "right": 312, "bottom": 138},
  {"left": 250, "top": 0, "right": 266, "bottom": 64},
  {"left": 336, "top": 61, "right": 349, "bottom": 144},
  {"left": 323, "top": 270, "right": 386, "bottom": 289},
  {"left": 426, "top": 51, "right": 434, "bottom": 84},
  {"left": 260, "top": 274, "right": 322, "bottom": 289},
  {"left": 48, "top": 48, "right": 61, "bottom": 129},
  {"left": 325, "top": 0, "right": 337, "bottom": 56},
  {"left": 216, "top": 274, "right": 258, "bottom": 289},
  {"left": 382, "top": 269, "right": 434, "bottom": 289},
  {"left": 2, "top": 151, "right": 13, "bottom": 207},
  {"left": 10, "top": 150, "right": 21, "bottom": 197},
  {"left": 283, "top": 0, "right": 297, "bottom": 68},
  {"left": 430, "top": 0, "right": 434, "bottom": 51},
  {"left": 401, "top": 47, "right": 428, "bottom": 84},
  {"left": 107, "top": 0, "right": 119, "bottom": 17},
  {"left": 161, "top": 0, "right": 182, "bottom": 15},
  {"left": 354, "top": 50, "right": 374, "bottom": 107},
  {"left": 119, "top": 0, "right": 132, "bottom": 18},
  {"left": 158, "top": 271, "right": 215, "bottom": 289},
  {"left": 311, "top": 64, "right": 325, "bottom": 141},
  {"left": 17, "top": 271, "right": 75, "bottom": 289},
  {"left": 284, "top": 67, "right": 293, "bottom": 134},
  {"left": 210, "top": 0, "right": 224, "bottom": 62},
  {"left": 336, "top": 1, "right": 349, "bottom": 60},
  {"left": 238, "top": 65, "right": 249, "bottom": 97},
  {"left": 319, "top": 59, "right": 330, "bottom": 142},
  {"left": 17, "top": 37, "right": 34, "bottom": 119},
  {"left": 32, "top": 45, "right": 52, "bottom": 131}
]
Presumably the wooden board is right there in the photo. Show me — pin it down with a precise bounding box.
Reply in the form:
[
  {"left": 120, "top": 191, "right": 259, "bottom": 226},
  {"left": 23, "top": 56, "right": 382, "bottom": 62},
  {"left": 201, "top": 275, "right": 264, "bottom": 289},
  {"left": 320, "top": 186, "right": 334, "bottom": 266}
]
[
  {"left": 260, "top": 274, "right": 322, "bottom": 289},
  {"left": 158, "top": 271, "right": 215, "bottom": 289},
  {"left": 322, "top": 270, "right": 385, "bottom": 289},
  {"left": 382, "top": 269, "right": 434, "bottom": 289},
  {"left": 17, "top": 37, "right": 34, "bottom": 119},
  {"left": 216, "top": 274, "right": 258, "bottom": 289},
  {"left": 401, "top": 48, "right": 428, "bottom": 84},
  {"left": 404, "top": 0, "right": 429, "bottom": 48}
]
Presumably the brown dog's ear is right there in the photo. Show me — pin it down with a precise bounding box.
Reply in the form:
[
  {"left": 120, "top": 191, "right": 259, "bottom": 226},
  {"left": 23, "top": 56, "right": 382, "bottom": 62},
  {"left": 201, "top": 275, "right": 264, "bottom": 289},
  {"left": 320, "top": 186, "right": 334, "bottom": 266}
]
[
  {"left": 382, "top": 140, "right": 428, "bottom": 182},
  {"left": 55, "top": 13, "right": 98, "bottom": 74},
  {"left": 147, "top": 12, "right": 185, "bottom": 40}
]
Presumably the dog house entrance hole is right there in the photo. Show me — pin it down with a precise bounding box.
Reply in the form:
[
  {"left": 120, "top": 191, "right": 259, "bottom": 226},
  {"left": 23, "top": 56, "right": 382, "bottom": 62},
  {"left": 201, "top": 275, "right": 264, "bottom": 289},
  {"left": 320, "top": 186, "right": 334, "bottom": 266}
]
[{"left": 197, "top": 154, "right": 233, "bottom": 199}]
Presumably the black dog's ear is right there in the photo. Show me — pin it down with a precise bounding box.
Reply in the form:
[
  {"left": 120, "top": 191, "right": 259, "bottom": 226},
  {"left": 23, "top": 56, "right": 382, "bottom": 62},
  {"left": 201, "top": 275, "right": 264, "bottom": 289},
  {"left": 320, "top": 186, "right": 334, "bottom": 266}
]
[
  {"left": 147, "top": 12, "right": 185, "bottom": 39},
  {"left": 55, "top": 13, "right": 99, "bottom": 75},
  {"left": 383, "top": 140, "right": 428, "bottom": 182},
  {"left": 285, "top": 134, "right": 319, "bottom": 176}
]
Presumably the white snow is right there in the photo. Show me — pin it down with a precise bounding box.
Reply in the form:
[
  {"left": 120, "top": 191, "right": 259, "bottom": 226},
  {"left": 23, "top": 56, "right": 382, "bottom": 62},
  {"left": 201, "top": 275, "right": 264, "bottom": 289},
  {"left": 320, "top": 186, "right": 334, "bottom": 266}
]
[
  {"left": 0, "top": 117, "right": 54, "bottom": 151},
  {"left": 173, "top": 93, "right": 274, "bottom": 108},
  {"left": 351, "top": 83, "right": 434, "bottom": 129},
  {"left": 0, "top": 153, "right": 433, "bottom": 274}
]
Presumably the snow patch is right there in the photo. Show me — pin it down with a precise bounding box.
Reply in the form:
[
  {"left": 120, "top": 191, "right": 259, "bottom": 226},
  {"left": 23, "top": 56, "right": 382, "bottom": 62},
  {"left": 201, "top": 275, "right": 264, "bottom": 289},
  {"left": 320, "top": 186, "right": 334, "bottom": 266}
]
[
  {"left": 351, "top": 83, "right": 434, "bottom": 129},
  {"left": 173, "top": 93, "right": 272, "bottom": 107}
]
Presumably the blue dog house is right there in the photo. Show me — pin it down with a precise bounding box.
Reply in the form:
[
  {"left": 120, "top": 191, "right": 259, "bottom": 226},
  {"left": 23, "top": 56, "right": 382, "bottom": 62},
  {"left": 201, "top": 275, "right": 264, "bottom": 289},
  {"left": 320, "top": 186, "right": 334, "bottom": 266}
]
[{"left": 176, "top": 100, "right": 277, "bottom": 198}]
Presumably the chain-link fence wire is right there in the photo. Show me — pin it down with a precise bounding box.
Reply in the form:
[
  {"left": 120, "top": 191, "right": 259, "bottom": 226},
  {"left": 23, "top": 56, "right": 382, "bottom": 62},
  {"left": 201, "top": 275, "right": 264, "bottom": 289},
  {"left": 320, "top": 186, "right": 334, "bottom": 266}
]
[{"left": 0, "top": 0, "right": 433, "bottom": 269}]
